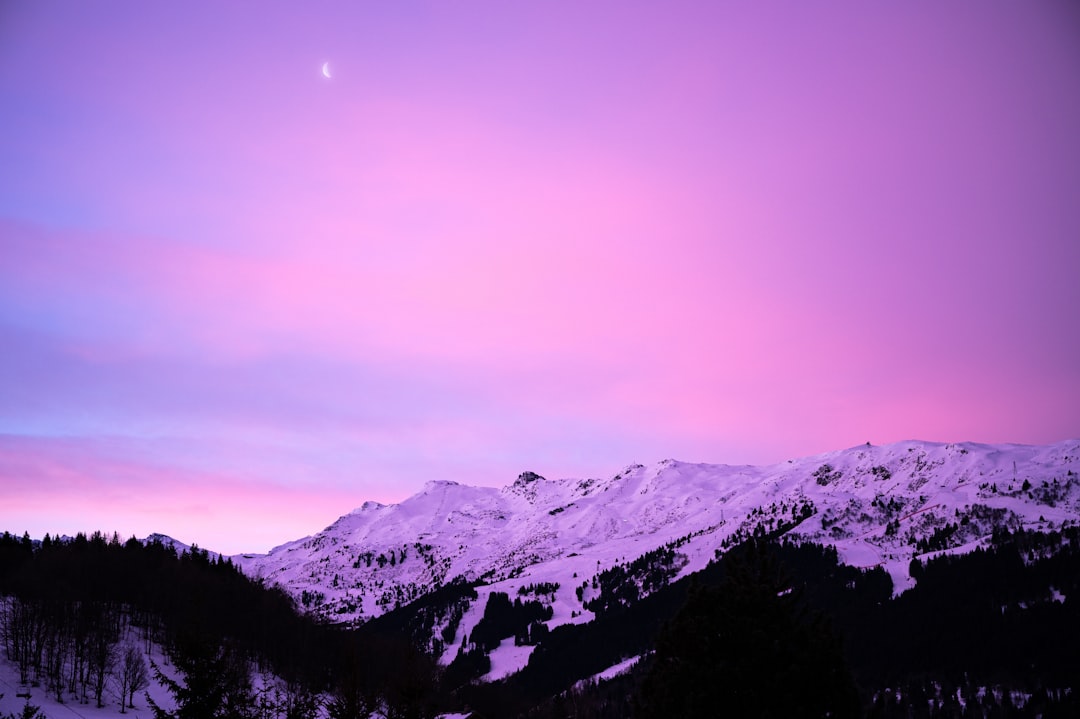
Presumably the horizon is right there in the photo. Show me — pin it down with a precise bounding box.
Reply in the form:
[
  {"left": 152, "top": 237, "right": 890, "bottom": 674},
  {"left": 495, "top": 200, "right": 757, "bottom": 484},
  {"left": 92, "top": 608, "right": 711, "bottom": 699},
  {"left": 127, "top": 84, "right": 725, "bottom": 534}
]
[
  {"left": 2, "top": 1, "right": 1078, "bottom": 555},
  {"left": 5, "top": 436, "right": 1078, "bottom": 556}
]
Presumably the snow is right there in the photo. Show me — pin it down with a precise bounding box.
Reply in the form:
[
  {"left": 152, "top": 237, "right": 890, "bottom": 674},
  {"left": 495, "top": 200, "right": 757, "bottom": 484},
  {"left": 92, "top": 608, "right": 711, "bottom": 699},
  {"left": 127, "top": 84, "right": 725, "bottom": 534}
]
[
  {"left": 4, "top": 439, "right": 1078, "bottom": 714},
  {"left": 482, "top": 639, "right": 535, "bottom": 682},
  {"left": 0, "top": 643, "right": 177, "bottom": 719},
  {"left": 594, "top": 654, "right": 643, "bottom": 681},
  {"left": 232, "top": 439, "right": 1080, "bottom": 660},
  {"left": 569, "top": 654, "right": 647, "bottom": 694},
  {"left": 143, "top": 533, "right": 221, "bottom": 562},
  {"left": 0, "top": 647, "right": 308, "bottom": 719}
]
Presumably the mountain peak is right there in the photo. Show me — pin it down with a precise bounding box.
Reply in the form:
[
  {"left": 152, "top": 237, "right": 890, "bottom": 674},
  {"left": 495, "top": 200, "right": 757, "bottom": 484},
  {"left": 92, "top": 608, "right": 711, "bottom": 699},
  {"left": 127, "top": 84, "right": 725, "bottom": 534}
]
[
  {"left": 513, "top": 470, "right": 545, "bottom": 486},
  {"left": 237, "top": 438, "right": 1080, "bottom": 646},
  {"left": 422, "top": 479, "right": 462, "bottom": 491},
  {"left": 143, "top": 532, "right": 187, "bottom": 548}
]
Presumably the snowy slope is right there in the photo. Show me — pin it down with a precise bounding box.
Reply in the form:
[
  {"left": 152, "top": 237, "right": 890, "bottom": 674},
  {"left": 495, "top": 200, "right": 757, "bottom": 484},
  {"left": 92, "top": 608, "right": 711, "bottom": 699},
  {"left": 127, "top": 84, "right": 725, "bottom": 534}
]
[
  {"left": 236, "top": 439, "right": 1080, "bottom": 676},
  {"left": 142, "top": 533, "right": 222, "bottom": 562}
]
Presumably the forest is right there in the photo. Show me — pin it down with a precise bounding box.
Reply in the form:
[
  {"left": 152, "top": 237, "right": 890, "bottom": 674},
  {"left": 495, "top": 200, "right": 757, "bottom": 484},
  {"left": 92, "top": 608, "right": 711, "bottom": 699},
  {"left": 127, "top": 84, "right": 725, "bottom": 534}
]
[
  {"left": 1, "top": 526, "right": 1078, "bottom": 718},
  {"left": 0, "top": 532, "right": 440, "bottom": 719}
]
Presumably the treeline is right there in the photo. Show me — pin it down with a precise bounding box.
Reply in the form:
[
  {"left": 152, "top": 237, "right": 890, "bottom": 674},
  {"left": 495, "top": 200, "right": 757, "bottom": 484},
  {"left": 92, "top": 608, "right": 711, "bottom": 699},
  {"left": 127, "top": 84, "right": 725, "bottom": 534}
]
[
  {"left": 456, "top": 530, "right": 1080, "bottom": 718},
  {"left": 0, "top": 531, "right": 327, "bottom": 685},
  {"left": 854, "top": 526, "right": 1080, "bottom": 709},
  {"left": 4, "top": 526, "right": 1079, "bottom": 718},
  {"left": 0, "top": 531, "right": 447, "bottom": 718},
  {"left": 581, "top": 547, "right": 679, "bottom": 616},
  {"left": 468, "top": 592, "right": 552, "bottom": 652},
  {"left": 452, "top": 540, "right": 883, "bottom": 717}
]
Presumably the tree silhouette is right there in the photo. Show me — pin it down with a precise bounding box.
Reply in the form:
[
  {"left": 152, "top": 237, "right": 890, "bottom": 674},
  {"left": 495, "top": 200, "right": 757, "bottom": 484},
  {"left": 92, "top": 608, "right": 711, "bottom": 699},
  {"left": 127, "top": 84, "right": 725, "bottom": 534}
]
[
  {"left": 636, "top": 540, "right": 860, "bottom": 718},
  {"left": 113, "top": 644, "right": 150, "bottom": 712},
  {"left": 148, "top": 634, "right": 254, "bottom": 719}
]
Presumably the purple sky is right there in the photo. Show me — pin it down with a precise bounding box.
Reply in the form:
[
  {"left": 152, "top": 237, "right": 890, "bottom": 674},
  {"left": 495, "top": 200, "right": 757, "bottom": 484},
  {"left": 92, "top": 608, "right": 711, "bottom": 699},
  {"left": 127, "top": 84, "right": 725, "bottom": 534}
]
[{"left": 2, "top": 1, "right": 1078, "bottom": 554}]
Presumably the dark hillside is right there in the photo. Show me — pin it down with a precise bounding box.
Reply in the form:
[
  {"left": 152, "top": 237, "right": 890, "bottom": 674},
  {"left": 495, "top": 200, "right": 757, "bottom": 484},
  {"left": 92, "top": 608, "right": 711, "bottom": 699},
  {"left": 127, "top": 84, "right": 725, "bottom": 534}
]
[
  {"left": 0, "top": 531, "right": 446, "bottom": 718},
  {"left": 4, "top": 528, "right": 1079, "bottom": 718}
]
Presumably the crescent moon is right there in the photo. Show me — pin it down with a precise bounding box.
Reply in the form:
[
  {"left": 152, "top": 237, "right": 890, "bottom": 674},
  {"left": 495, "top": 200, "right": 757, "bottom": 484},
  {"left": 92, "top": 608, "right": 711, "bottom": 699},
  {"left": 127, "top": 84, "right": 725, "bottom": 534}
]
[{"left": 321, "top": 62, "right": 331, "bottom": 79}]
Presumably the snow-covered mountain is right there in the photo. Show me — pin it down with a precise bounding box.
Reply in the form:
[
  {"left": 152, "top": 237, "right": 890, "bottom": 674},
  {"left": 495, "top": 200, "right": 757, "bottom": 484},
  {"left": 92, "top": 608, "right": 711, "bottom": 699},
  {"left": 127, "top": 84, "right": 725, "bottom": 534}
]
[
  {"left": 236, "top": 439, "right": 1080, "bottom": 676},
  {"left": 143, "top": 533, "right": 211, "bottom": 555}
]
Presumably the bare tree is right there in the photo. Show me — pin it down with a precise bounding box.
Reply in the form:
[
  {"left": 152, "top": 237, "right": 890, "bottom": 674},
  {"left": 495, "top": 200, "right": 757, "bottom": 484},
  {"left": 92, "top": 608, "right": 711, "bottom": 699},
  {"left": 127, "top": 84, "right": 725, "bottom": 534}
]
[
  {"left": 278, "top": 677, "right": 322, "bottom": 719},
  {"left": 1, "top": 597, "right": 47, "bottom": 686},
  {"left": 87, "top": 621, "right": 117, "bottom": 708},
  {"left": 112, "top": 644, "right": 149, "bottom": 713},
  {"left": 40, "top": 606, "right": 71, "bottom": 704}
]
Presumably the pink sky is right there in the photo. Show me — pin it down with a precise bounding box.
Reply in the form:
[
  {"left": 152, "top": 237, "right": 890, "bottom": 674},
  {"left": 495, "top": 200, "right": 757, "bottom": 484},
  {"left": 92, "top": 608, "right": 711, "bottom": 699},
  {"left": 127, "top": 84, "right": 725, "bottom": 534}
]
[{"left": 1, "top": 1, "right": 1078, "bottom": 554}]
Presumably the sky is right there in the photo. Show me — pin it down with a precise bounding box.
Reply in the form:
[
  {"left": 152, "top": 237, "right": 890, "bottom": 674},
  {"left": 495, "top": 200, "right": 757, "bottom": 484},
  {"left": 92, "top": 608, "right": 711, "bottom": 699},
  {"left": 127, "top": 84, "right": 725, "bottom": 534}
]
[{"left": 1, "top": 1, "right": 1078, "bottom": 554}]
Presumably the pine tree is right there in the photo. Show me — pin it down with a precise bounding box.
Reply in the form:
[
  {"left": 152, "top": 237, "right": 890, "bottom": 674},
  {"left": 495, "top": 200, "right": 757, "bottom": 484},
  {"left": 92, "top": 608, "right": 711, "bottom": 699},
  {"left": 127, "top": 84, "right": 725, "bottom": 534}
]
[
  {"left": 148, "top": 635, "right": 255, "bottom": 719},
  {"left": 635, "top": 540, "right": 860, "bottom": 718}
]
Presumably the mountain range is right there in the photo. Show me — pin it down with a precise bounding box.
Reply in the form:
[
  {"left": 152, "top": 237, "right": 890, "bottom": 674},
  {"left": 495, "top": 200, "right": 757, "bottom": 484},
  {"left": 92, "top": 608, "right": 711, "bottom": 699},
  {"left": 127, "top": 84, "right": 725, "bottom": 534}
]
[
  {"left": 3, "top": 438, "right": 1079, "bottom": 718},
  {"left": 234, "top": 439, "right": 1080, "bottom": 679}
]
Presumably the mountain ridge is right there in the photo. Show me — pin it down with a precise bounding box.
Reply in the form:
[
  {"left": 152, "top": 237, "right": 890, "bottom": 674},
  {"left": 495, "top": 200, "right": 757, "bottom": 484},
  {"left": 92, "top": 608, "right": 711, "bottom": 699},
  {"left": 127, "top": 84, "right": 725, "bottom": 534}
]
[{"left": 234, "top": 438, "right": 1079, "bottom": 681}]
